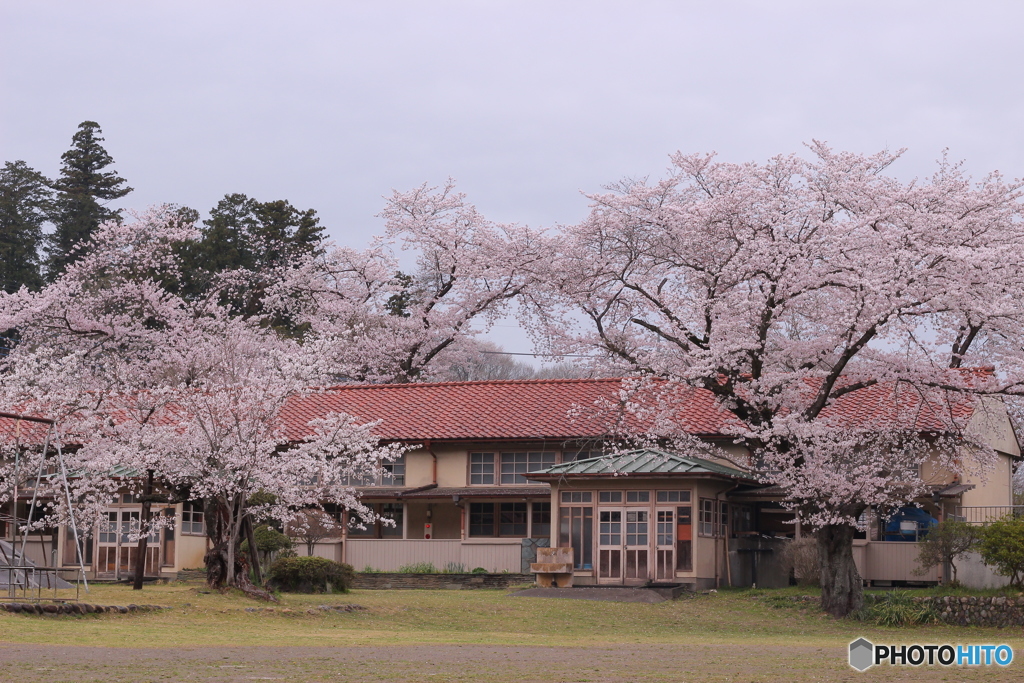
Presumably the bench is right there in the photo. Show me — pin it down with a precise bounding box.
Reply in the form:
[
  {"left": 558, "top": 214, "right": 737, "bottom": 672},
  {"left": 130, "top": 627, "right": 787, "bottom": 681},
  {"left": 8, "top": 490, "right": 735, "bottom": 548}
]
[{"left": 530, "top": 547, "right": 574, "bottom": 588}]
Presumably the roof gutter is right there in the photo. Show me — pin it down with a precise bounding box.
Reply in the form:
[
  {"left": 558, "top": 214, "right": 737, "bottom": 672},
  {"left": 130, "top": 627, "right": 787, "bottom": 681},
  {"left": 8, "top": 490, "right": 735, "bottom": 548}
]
[
  {"left": 398, "top": 483, "right": 439, "bottom": 499},
  {"left": 0, "top": 411, "right": 54, "bottom": 425}
]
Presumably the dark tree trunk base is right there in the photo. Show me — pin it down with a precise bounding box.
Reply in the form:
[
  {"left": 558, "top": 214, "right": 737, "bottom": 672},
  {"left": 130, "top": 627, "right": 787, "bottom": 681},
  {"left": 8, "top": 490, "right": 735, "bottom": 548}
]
[
  {"left": 817, "top": 524, "right": 863, "bottom": 618},
  {"left": 203, "top": 543, "right": 277, "bottom": 602}
]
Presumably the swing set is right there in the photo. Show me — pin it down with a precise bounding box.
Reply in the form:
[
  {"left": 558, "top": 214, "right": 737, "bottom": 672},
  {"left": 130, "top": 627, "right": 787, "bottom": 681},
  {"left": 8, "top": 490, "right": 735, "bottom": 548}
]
[{"left": 1, "top": 410, "right": 89, "bottom": 602}]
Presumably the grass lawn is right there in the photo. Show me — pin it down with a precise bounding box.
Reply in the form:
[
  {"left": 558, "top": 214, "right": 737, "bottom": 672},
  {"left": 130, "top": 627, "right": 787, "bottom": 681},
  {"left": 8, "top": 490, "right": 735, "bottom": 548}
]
[{"left": 1, "top": 582, "right": 1023, "bottom": 681}]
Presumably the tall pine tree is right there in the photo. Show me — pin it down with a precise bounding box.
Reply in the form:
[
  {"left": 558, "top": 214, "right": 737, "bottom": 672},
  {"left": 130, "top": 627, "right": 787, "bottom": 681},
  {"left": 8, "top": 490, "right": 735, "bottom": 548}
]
[
  {"left": 0, "top": 160, "right": 51, "bottom": 293},
  {"left": 46, "top": 121, "right": 132, "bottom": 277},
  {"left": 176, "top": 194, "right": 325, "bottom": 321}
]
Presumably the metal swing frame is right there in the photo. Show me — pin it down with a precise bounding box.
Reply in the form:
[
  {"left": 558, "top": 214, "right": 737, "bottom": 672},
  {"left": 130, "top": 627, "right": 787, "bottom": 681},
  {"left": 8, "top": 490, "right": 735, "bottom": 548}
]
[{"left": 2, "top": 411, "right": 89, "bottom": 601}]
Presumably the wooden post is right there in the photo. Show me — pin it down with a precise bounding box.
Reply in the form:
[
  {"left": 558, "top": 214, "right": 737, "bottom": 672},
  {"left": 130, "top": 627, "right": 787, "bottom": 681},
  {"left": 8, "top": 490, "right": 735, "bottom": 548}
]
[{"left": 133, "top": 470, "right": 154, "bottom": 590}]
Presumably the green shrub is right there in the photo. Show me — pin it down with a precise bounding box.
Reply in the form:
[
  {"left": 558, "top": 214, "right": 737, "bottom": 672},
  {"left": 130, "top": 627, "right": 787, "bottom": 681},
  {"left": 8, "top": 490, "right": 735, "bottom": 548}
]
[
  {"left": 864, "top": 590, "right": 936, "bottom": 626},
  {"left": 266, "top": 556, "right": 354, "bottom": 593},
  {"left": 978, "top": 515, "right": 1024, "bottom": 588},
  {"left": 241, "top": 524, "right": 294, "bottom": 570},
  {"left": 397, "top": 561, "right": 437, "bottom": 573},
  {"left": 361, "top": 565, "right": 383, "bottom": 573},
  {"left": 471, "top": 567, "right": 487, "bottom": 574},
  {"left": 913, "top": 519, "right": 979, "bottom": 583}
]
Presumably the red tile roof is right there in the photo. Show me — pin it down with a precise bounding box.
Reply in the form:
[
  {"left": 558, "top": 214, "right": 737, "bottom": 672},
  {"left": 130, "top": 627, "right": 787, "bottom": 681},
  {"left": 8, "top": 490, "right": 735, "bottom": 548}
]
[
  {"left": 819, "top": 381, "right": 977, "bottom": 432},
  {"left": 279, "top": 377, "right": 979, "bottom": 443},
  {"left": 279, "top": 378, "right": 716, "bottom": 442},
  {"left": 0, "top": 412, "right": 53, "bottom": 447},
  {"left": 3, "top": 377, "right": 984, "bottom": 446}
]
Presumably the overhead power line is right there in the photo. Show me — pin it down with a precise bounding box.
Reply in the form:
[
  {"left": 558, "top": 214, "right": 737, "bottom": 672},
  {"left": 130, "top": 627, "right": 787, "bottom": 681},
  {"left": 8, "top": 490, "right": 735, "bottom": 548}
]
[{"left": 477, "top": 351, "right": 596, "bottom": 358}]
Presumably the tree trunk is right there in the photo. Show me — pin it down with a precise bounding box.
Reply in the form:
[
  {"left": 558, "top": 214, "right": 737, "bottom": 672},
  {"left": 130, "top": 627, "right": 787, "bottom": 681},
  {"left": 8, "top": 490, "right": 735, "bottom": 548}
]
[
  {"left": 202, "top": 498, "right": 275, "bottom": 601},
  {"left": 817, "top": 524, "right": 863, "bottom": 618},
  {"left": 243, "top": 515, "right": 262, "bottom": 586},
  {"left": 133, "top": 470, "right": 154, "bottom": 591}
]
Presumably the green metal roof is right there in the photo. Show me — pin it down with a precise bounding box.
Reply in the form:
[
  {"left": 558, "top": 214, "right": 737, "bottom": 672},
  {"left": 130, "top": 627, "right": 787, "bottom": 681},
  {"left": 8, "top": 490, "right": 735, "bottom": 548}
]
[{"left": 528, "top": 448, "right": 752, "bottom": 480}]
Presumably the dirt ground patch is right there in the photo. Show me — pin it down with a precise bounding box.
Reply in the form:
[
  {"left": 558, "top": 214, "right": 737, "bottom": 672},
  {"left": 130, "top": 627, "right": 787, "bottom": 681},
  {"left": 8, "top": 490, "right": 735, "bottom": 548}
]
[{"left": 1, "top": 642, "right": 1021, "bottom": 683}]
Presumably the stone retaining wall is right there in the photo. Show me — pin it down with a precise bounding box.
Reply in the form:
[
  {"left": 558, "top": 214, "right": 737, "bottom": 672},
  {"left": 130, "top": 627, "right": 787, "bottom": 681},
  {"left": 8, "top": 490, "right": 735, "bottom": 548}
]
[
  {"left": 352, "top": 572, "right": 534, "bottom": 590},
  {"left": 920, "top": 595, "right": 1024, "bottom": 627},
  {"left": 2, "top": 602, "right": 169, "bottom": 615}
]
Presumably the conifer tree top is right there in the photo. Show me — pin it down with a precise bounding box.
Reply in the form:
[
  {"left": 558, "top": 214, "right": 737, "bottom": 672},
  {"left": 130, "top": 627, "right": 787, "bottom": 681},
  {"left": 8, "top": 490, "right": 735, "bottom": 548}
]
[{"left": 53, "top": 121, "right": 132, "bottom": 200}]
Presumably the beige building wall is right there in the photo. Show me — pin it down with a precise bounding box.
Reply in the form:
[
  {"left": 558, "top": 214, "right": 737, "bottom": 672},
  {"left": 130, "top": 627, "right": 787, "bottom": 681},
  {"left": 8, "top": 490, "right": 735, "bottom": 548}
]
[
  {"left": 961, "top": 452, "right": 1014, "bottom": 507},
  {"left": 405, "top": 501, "right": 462, "bottom": 539}
]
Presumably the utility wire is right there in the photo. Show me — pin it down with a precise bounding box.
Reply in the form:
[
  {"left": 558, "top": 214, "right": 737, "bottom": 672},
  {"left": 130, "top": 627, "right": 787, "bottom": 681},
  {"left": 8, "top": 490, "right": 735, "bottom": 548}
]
[{"left": 477, "top": 351, "right": 597, "bottom": 358}]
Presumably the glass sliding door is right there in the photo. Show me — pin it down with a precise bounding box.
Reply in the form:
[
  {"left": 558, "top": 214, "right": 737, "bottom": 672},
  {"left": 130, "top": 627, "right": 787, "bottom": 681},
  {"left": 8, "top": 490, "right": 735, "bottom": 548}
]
[{"left": 597, "top": 509, "right": 622, "bottom": 582}]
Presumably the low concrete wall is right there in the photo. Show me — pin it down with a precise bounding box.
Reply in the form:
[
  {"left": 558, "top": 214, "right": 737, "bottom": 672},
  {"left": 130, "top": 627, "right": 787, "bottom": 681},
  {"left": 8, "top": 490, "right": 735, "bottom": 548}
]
[
  {"left": 955, "top": 552, "right": 1012, "bottom": 590},
  {"left": 352, "top": 572, "right": 534, "bottom": 590},
  {"left": 922, "top": 595, "right": 1024, "bottom": 627}
]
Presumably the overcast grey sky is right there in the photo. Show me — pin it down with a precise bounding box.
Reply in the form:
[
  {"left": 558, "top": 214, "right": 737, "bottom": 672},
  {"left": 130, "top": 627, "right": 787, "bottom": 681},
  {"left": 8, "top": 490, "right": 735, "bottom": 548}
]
[{"left": 3, "top": 1, "right": 1022, "bottom": 356}]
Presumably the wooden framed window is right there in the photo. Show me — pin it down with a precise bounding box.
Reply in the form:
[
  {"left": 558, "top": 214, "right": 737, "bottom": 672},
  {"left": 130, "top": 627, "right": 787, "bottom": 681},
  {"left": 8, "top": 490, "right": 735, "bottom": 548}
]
[
  {"left": 470, "top": 453, "right": 495, "bottom": 485},
  {"left": 598, "top": 491, "right": 622, "bottom": 503},
  {"left": 469, "top": 502, "right": 532, "bottom": 537},
  {"left": 561, "top": 491, "right": 592, "bottom": 503},
  {"left": 531, "top": 502, "right": 551, "bottom": 538},
  {"left": 499, "top": 502, "right": 528, "bottom": 536},
  {"left": 656, "top": 490, "right": 691, "bottom": 503},
  {"left": 499, "top": 452, "right": 556, "bottom": 484},
  {"left": 380, "top": 502, "right": 404, "bottom": 538},
  {"left": 559, "top": 504, "right": 593, "bottom": 570},
  {"left": 562, "top": 448, "right": 603, "bottom": 463},
  {"left": 345, "top": 455, "right": 406, "bottom": 486},
  {"left": 626, "top": 491, "right": 650, "bottom": 503},
  {"left": 469, "top": 503, "right": 495, "bottom": 536},
  {"left": 676, "top": 504, "right": 693, "bottom": 571},
  {"left": 381, "top": 456, "right": 406, "bottom": 486}
]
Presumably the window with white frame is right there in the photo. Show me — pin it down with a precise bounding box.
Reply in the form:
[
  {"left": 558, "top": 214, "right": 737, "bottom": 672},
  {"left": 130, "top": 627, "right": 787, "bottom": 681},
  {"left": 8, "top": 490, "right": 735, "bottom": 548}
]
[
  {"left": 499, "top": 452, "right": 555, "bottom": 484},
  {"left": 656, "top": 490, "right": 691, "bottom": 503},
  {"left": 698, "top": 498, "right": 717, "bottom": 537},
  {"left": 99, "top": 511, "right": 118, "bottom": 543},
  {"left": 181, "top": 502, "right": 205, "bottom": 535}
]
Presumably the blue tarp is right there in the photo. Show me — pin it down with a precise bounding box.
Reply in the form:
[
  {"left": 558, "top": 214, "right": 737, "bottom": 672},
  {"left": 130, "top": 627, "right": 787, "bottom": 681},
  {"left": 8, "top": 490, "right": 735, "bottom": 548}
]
[{"left": 883, "top": 506, "right": 938, "bottom": 542}]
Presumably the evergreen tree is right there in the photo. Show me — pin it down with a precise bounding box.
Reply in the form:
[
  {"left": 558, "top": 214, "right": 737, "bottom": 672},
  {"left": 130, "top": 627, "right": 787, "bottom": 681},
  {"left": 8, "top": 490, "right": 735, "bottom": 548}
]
[
  {"left": 177, "top": 194, "right": 325, "bottom": 321},
  {"left": 0, "top": 160, "right": 51, "bottom": 293},
  {"left": 46, "top": 121, "right": 132, "bottom": 277}
]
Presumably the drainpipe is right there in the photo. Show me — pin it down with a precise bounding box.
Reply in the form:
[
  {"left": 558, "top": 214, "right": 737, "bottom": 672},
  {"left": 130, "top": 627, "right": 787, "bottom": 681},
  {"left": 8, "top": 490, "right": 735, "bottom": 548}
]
[
  {"left": 716, "top": 482, "right": 740, "bottom": 589},
  {"left": 424, "top": 439, "right": 438, "bottom": 486}
]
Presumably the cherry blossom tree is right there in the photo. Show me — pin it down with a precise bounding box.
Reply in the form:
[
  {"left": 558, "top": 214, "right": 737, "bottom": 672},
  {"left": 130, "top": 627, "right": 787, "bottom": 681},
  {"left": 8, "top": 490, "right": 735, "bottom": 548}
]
[
  {"left": 528, "top": 144, "right": 1024, "bottom": 617},
  {"left": 0, "top": 209, "right": 400, "bottom": 595},
  {"left": 270, "top": 181, "right": 546, "bottom": 382}
]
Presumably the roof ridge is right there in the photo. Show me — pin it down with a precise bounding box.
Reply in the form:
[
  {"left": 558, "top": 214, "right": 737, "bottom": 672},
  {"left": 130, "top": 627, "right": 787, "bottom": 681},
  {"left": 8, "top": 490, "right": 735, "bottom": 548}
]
[{"left": 321, "top": 377, "right": 629, "bottom": 391}]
